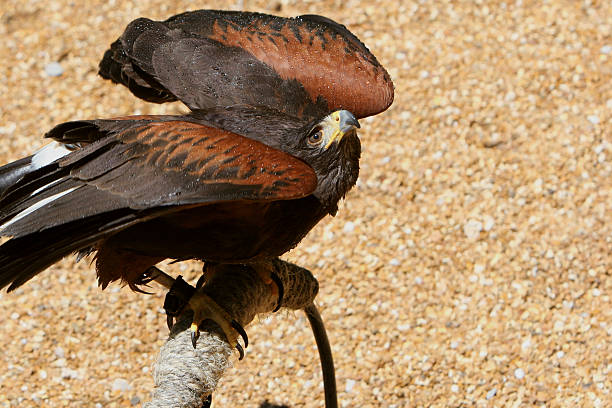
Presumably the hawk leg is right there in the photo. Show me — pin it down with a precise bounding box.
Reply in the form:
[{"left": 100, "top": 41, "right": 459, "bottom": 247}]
[
  {"left": 251, "top": 262, "right": 285, "bottom": 313},
  {"left": 143, "top": 266, "right": 248, "bottom": 359}
]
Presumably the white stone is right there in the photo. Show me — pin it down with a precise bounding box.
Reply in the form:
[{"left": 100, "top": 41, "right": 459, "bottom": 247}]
[
  {"left": 345, "top": 379, "right": 356, "bottom": 393},
  {"left": 61, "top": 367, "right": 80, "bottom": 380},
  {"left": 343, "top": 221, "right": 355, "bottom": 233},
  {"left": 521, "top": 339, "right": 531, "bottom": 350},
  {"left": 483, "top": 215, "right": 495, "bottom": 231},
  {"left": 463, "top": 219, "right": 483, "bottom": 240},
  {"left": 514, "top": 367, "right": 525, "bottom": 379},
  {"left": 44, "top": 62, "right": 64, "bottom": 77},
  {"left": 587, "top": 115, "right": 600, "bottom": 125},
  {"left": 112, "top": 378, "right": 131, "bottom": 392}
]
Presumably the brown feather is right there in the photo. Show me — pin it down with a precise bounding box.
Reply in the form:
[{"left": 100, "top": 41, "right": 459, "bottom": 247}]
[
  {"left": 99, "top": 10, "right": 394, "bottom": 119},
  {"left": 207, "top": 15, "right": 394, "bottom": 118}
]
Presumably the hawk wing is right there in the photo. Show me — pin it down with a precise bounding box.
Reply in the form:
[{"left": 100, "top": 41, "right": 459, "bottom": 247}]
[
  {"left": 99, "top": 10, "right": 394, "bottom": 119},
  {"left": 0, "top": 118, "right": 316, "bottom": 290}
]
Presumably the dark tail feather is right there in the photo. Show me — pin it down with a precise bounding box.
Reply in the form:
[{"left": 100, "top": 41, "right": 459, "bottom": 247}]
[
  {"left": 0, "top": 156, "right": 34, "bottom": 198},
  {"left": 0, "top": 209, "right": 137, "bottom": 291}
]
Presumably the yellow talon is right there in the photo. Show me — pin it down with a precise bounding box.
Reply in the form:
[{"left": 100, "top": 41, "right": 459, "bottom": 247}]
[{"left": 188, "top": 292, "right": 244, "bottom": 353}]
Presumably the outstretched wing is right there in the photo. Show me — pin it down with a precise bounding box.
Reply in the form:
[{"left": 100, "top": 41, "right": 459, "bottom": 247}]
[
  {"left": 99, "top": 10, "right": 394, "bottom": 119},
  {"left": 0, "top": 119, "right": 316, "bottom": 290},
  {"left": 1, "top": 119, "right": 317, "bottom": 238}
]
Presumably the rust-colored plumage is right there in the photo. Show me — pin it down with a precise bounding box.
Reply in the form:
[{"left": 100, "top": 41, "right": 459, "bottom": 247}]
[
  {"left": 99, "top": 10, "right": 393, "bottom": 119},
  {"left": 0, "top": 10, "right": 393, "bottom": 293}
]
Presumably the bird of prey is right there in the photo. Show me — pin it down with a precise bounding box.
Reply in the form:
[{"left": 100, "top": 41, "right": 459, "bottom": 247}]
[{"left": 0, "top": 10, "right": 393, "bottom": 352}]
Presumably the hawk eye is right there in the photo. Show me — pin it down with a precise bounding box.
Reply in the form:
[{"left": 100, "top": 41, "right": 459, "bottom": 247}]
[{"left": 308, "top": 128, "right": 324, "bottom": 146}]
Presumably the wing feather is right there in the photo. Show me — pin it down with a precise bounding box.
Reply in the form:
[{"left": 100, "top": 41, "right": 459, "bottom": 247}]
[
  {"left": 98, "top": 10, "right": 394, "bottom": 119},
  {"left": 0, "top": 120, "right": 317, "bottom": 237}
]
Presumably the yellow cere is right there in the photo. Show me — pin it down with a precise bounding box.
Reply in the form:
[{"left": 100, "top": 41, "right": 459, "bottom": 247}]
[{"left": 324, "top": 111, "right": 345, "bottom": 149}]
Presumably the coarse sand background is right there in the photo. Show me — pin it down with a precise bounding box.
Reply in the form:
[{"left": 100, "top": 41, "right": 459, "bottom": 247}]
[{"left": 0, "top": 0, "right": 611, "bottom": 407}]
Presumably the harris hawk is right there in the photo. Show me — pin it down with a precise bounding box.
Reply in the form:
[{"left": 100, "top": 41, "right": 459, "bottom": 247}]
[{"left": 0, "top": 10, "right": 393, "bottom": 352}]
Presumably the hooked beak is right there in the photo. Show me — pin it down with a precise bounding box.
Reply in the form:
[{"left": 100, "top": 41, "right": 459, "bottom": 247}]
[{"left": 325, "top": 110, "right": 360, "bottom": 149}]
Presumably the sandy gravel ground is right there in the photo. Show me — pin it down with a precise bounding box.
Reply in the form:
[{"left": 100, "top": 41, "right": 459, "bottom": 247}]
[{"left": 0, "top": 1, "right": 611, "bottom": 407}]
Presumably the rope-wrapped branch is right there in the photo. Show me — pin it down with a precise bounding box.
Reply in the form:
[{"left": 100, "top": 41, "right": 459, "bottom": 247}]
[{"left": 143, "top": 259, "right": 336, "bottom": 408}]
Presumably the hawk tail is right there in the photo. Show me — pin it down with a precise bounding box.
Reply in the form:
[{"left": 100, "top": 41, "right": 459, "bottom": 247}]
[
  {"left": 0, "top": 156, "right": 34, "bottom": 198},
  {"left": 0, "top": 211, "right": 133, "bottom": 292},
  {"left": 0, "top": 140, "right": 116, "bottom": 292}
]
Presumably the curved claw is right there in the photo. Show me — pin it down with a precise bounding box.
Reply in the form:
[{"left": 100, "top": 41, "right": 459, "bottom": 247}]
[
  {"left": 191, "top": 323, "right": 199, "bottom": 348},
  {"left": 195, "top": 273, "right": 207, "bottom": 290},
  {"left": 235, "top": 343, "right": 245, "bottom": 361},
  {"left": 166, "top": 314, "right": 174, "bottom": 330},
  {"left": 201, "top": 394, "right": 212, "bottom": 408},
  {"left": 270, "top": 271, "right": 284, "bottom": 312},
  {"left": 231, "top": 320, "right": 249, "bottom": 348}
]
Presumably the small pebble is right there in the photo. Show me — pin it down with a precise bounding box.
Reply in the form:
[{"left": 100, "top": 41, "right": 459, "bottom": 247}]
[
  {"left": 521, "top": 339, "right": 531, "bottom": 350},
  {"left": 463, "top": 220, "right": 483, "bottom": 240},
  {"left": 600, "top": 45, "right": 611, "bottom": 55},
  {"left": 587, "top": 115, "right": 599, "bottom": 125},
  {"left": 345, "top": 379, "right": 356, "bottom": 393},
  {"left": 44, "top": 62, "right": 64, "bottom": 77},
  {"left": 60, "top": 368, "right": 80, "bottom": 380},
  {"left": 112, "top": 378, "right": 131, "bottom": 392},
  {"left": 389, "top": 258, "right": 400, "bottom": 266},
  {"left": 514, "top": 368, "right": 526, "bottom": 380},
  {"left": 54, "top": 346, "right": 65, "bottom": 358},
  {"left": 450, "top": 384, "right": 459, "bottom": 393},
  {"left": 130, "top": 396, "right": 141, "bottom": 405},
  {"left": 473, "top": 263, "right": 485, "bottom": 274},
  {"left": 486, "top": 388, "right": 497, "bottom": 399},
  {"left": 482, "top": 215, "right": 495, "bottom": 231},
  {"left": 343, "top": 221, "right": 355, "bottom": 233}
]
